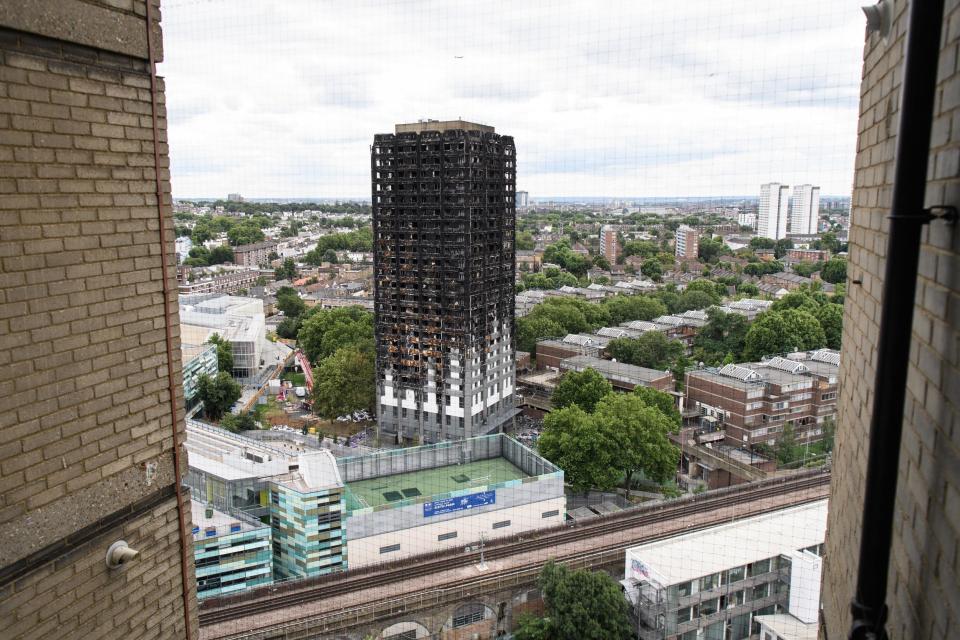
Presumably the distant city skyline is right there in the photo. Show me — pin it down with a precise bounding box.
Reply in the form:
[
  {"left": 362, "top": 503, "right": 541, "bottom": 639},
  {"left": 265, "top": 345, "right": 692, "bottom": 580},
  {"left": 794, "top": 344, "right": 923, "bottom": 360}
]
[{"left": 162, "top": 0, "right": 867, "bottom": 199}]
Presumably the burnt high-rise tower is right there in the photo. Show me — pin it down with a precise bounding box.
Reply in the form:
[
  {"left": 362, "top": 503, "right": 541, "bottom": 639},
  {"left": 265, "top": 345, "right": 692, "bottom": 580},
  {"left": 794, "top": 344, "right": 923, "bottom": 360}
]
[{"left": 372, "top": 120, "right": 517, "bottom": 443}]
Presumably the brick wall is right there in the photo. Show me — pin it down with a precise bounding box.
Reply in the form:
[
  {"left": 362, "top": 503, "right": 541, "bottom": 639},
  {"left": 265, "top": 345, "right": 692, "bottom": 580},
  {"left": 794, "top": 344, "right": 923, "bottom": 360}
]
[
  {"left": 821, "top": 0, "right": 960, "bottom": 637},
  {"left": 0, "top": 1, "right": 196, "bottom": 638}
]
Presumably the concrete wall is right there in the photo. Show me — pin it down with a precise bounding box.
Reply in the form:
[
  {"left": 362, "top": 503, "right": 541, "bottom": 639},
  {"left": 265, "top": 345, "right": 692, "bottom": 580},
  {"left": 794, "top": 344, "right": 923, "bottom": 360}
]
[
  {"left": 821, "top": 1, "right": 960, "bottom": 637},
  {"left": 347, "top": 496, "right": 566, "bottom": 569},
  {"left": 0, "top": 2, "right": 197, "bottom": 638}
]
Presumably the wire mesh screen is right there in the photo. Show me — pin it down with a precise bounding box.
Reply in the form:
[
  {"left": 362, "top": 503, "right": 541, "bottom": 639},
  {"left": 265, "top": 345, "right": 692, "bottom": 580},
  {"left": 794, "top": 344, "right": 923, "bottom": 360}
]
[{"left": 161, "top": 1, "right": 863, "bottom": 638}]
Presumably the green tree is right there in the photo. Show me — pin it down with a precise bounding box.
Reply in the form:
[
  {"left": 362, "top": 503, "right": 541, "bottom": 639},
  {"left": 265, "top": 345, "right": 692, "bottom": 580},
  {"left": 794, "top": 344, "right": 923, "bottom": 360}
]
[
  {"left": 743, "top": 309, "right": 827, "bottom": 359},
  {"left": 692, "top": 307, "right": 750, "bottom": 364},
  {"left": 537, "top": 406, "right": 620, "bottom": 493},
  {"left": 517, "top": 316, "right": 567, "bottom": 354},
  {"left": 601, "top": 295, "right": 667, "bottom": 325},
  {"left": 813, "top": 232, "right": 841, "bottom": 253},
  {"left": 674, "top": 289, "right": 716, "bottom": 312},
  {"left": 513, "top": 614, "right": 552, "bottom": 640},
  {"left": 275, "top": 258, "right": 298, "bottom": 281},
  {"left": 775, "top": 424, "right": 802, "bottom": 465},
  {"left": 516, "top": 231, "right": 536, "bottom": 250},
  {"left": 552, "top": 368, "right": 613, "bottom": 413},
  {"left": 633, "top": 386, "right": 681, "bottom": 430},
  {"left": 227, "top": 222, "right": 265, "bottom": 246},
  {"left": 539, "top": 562, "right": 633, "bottom": 640},
  {"left": 298, "top": 306, "right": 374, "bottom": 364},
  {"left": 640, "top": 259, "right": 663, "bottom": 282},
  {"left": 191, "top": 220, "right": 213, "bottom": 244},
  {"left": 206, "top": 333, "right": 233, "bottom": 374},
  {"left": 197, "top": 372, "right": 241, "bottom": 421},
  {"left": 593, "top": 393, "right": 678, "bottom": 497},
  {"left": 697, "top": 236, "right": 728, "bottom": 263},
  {"left": 774, "top": 238, "right": 794, "bottom": 259},
  {"left": 208, "top": 245, "right": 235, "bottom": 265},
  {"left": 820, "top": 257, "right": 847, "bottom": 284},
  {"left": 322, "top": 249, "right": 338, "bottom": 263},
  {"left": 793, "top": 261, "right": 822, "bottom": 278},
  {"left": 311, "top": 347, "right": 375, "bottom": 418},
  {"left": 737, "top": 282, "right": 760, "bottom": 296},
  {"left": 606, "top": 332, "right": 684, "bottom": 370},
  {"left": 220, "top": 413, "right": 258, "bottom": 432},
  {"left": 276, "top": 316, "right": 301, "bottom": 339},
  {"left": 815, "top": 302, "right": 844, "bottom": 349},
  {"left": 276, "top": 287, "right": 306, "bottom": 319}
]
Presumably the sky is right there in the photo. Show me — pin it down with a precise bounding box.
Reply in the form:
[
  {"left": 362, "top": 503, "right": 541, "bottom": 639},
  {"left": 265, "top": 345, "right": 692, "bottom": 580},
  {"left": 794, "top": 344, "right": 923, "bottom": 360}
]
[{"left": 160, "top": 0, "right": 868, "bottom": 200}]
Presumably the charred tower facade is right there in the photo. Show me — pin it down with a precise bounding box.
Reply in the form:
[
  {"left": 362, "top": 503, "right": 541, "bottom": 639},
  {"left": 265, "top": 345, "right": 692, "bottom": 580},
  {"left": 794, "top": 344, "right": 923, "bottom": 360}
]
[{"left": 372, "top": 120, "right": 516, "bottom": 443}]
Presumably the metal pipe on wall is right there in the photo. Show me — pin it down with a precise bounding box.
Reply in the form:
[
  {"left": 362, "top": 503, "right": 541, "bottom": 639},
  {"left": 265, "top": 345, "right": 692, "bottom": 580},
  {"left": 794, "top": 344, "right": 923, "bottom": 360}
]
[{"left": 848, "top": 1, "right": 946, "bottom": 638}]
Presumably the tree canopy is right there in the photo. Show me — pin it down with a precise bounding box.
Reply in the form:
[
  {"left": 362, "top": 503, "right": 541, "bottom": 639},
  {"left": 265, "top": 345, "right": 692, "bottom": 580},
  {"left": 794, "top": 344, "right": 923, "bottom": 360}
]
[
  {"left": 692, "top": 307, "right": 750, "bottom": 365},
  {"left": 275, "top": 258, "right": 298, "bottom": 281},
  {"left": 276, "top": 286, "right": 306, "bottom": 319},
  {"left": 551, "top": 368, "right": 613, "bottom": 413},
  {"left": 820, "top": 257, "right": 847, "bottom": 284},
  {"left": 197, "top": 372, "right": 241, "bottom": 421},
  {"left": 606, "top": 332, "right": 684, "bottom": 370},
  {"left": 206, "top": 333, "right": 233, "bottom": 374},
  {"left": 743, "top": 308, "right": 827, "bottom": 359},
  {"left": 633, "top": 386, "right": 681, "bottom": 430},
  {"left": 311, "top": 347, "right": 375, "bottom": 419},
  {"left": 537, "top": 405, "right": 621, "bottom": 493},
  {"left": 593, "top": 393, "right": 679, "bottom": 496},
  {"left": 536, "top": 562, "right": 634, "bottom": 640},
  {"left": 600, "top": 294, "right": 667, "bottom": 325},
  {"left": 226, "top": 221, "right": 265, "bottom": 246},
  {"left": 297, "top": 306, "right": 374, "bottom": 364},
  {"left": 302, "top": 227, "right": 373, "bottom": 264},
  {"left": 543, "top": 241, "right": 591, "bottom": 276}
]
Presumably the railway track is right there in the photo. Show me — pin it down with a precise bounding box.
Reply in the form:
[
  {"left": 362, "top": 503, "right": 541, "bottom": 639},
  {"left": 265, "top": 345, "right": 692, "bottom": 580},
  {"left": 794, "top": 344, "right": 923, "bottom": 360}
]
[{"left": 200, "top": 470, "right": 829, "bottom": 628}]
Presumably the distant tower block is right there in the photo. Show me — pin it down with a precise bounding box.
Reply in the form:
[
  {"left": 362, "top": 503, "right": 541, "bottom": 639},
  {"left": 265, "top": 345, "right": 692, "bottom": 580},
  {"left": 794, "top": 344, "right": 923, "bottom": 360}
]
[{"left": 371, "top": 120, "right": 517, "bottom": 444}]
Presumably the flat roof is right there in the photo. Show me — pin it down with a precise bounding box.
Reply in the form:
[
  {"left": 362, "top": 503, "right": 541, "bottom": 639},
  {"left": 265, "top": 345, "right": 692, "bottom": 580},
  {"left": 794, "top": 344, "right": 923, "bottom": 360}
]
[
  {"left": 626, "top": 500, "right": 827, "bottom": 587},
  {"left": 753, "top": 614, "right": 818, "bottom": 640},
  {"left": 561, "top": 355, "right": 670, "bottom": 384},
  {"left": 394, "top": 119, "right": 494, "bottom": 134},
  {"left": 190, "top": 502, "right": 265, "bottom": 539},
  {"left": 344, "top": 457, "right": 526, "bottom": 511}
]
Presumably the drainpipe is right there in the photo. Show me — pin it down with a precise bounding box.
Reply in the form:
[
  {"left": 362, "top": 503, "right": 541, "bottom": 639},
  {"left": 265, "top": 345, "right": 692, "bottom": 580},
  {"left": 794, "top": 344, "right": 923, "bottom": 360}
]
[
  {"left": 849, "top": 1, "right": 954, "bottom": 639},
  {"left": 145, "top": 3, "right": 196, "bottom": 638}
]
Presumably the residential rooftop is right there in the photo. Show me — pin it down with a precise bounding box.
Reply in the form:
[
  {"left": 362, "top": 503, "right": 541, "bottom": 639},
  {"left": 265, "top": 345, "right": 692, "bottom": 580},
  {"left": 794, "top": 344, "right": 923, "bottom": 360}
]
[
  {"left": 343, "top": 457, "right": 525, "bottom": 511},
  {"left": 562, "top": 355, "right": 671, "bottom": 385}
]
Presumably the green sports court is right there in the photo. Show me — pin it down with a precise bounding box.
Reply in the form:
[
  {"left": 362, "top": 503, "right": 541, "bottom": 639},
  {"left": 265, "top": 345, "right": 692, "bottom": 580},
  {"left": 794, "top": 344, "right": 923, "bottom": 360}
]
[{"left": 343, "top": 457, "right": 527, "bottom": 512}]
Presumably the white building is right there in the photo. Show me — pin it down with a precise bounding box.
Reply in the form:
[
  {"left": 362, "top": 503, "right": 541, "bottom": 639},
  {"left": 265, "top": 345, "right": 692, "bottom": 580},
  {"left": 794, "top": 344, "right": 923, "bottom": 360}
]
[
  {"left": 675, "top": 224, "right": 699, "bottom": 260},
  {"left": 737, "top": 212, "right": 757, "bottom": 230},
  {"left": 180, "top": 295, "right": 266, "bottom": 379},
  {"left": 789, "top": 185, "right": 821, "bottom": 235},
  {"left": 622, "top": 500, "right": 827, "bottom": 640},
  {"left": 758, "top": 183, "right": 790, "bottom": 240}
]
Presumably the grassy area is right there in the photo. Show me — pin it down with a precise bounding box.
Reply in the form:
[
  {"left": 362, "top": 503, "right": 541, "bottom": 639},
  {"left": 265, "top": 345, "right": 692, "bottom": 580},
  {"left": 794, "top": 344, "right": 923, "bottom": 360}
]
[
  {"left": 251, "top": 397, "right": 285, "bottom": 426},
  {"left": 281, "top": 372, "right": 306, "bottom": 385}
]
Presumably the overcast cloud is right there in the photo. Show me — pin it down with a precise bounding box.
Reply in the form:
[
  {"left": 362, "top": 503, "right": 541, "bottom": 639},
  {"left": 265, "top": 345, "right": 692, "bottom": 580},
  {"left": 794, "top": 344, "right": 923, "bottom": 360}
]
[{"left": 161, "top": 0, "right": 867, "bottom": 199}]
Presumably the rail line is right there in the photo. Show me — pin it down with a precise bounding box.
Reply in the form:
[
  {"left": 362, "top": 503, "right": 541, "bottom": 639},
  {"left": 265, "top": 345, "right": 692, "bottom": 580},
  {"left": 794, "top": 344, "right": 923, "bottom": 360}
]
[{"left": 200, "top": 470, "right": 829, "bottom": 630}]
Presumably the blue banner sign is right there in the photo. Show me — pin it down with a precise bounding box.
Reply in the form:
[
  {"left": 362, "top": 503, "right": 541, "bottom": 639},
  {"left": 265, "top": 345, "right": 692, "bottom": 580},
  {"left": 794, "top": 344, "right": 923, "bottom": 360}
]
[{"left": 423, "top": 490, "right": 496, "bottom": 517}]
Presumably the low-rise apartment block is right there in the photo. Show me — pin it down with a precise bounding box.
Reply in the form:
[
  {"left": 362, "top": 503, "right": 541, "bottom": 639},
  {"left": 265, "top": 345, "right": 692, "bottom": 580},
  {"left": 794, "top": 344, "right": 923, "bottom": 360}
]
[
  {"left": 192, "top": 502, "right": 273, "bottom": 598},
  {"left": 234, "top": 240, "right": 280, "bottom": 267},
  {"left": 685, "top": 350, "right": 839, "bottom": 448},
  {"left": 179, "top": 267, "right": 262, "bottom": 296},
  {"left": 623, "top": 500, "right": 826, "bottom": 640},
  {"left": 559, "top": 355, "right": 674, "bottom": 392}
]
